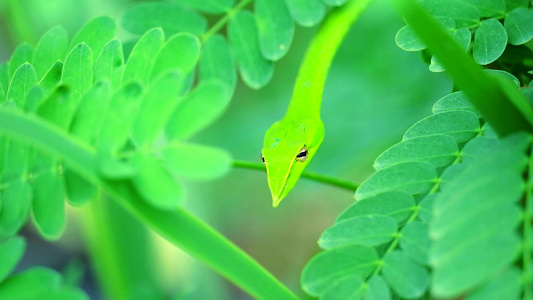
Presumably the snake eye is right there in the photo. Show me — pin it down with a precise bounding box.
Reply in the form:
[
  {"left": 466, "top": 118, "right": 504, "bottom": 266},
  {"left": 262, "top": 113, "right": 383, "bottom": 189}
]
[
  {"left": 296, "top": 146, "right": 308, "bottom": 162},
  {"left": 261, "top": 154, "right": 265, "bottom": 164}
]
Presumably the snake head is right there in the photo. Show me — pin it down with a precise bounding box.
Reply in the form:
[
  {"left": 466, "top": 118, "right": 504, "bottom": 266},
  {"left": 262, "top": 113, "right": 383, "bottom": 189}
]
[{"left": 261, "top": 118, "right": 324, "bottom": 207}]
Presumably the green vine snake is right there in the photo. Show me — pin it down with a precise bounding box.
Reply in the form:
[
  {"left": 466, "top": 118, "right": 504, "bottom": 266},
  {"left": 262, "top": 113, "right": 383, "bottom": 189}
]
[{"left": 261, "top": 0, "right": 371, "bottom": 207}]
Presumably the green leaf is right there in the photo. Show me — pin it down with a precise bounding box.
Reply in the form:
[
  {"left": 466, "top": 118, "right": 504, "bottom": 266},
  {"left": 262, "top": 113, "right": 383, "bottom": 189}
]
[
  {"left": 131, "top": 153, "right": 184, "bottom": 209},
  {"left": 39, "top": 61, "right": 64, "bottom": 96},
  {"left": 374, "top": 135, "right": 458, "bottom": 170},
  {"left": 228, "top": 10, "right": 274, "bottom": 89},
  {"left": 473, "top": 18, "right": 508, "bottom": 65},
  {"left": 151, "top": 33, "right": 200, "bottom": 80},
  {"left": 70, "top": 81, "right": 112, "bottom": 143},
  {"left": 121, "top": 3, "right": 207, "bottom": 36},
  {"left": 36, "top": 286, "right": 89, "bottom": 300},
  {"left": 399, "top": 222, "right": 430, "bottom": 265},
  {"left": 382, "top": 251, "right": 428, "bottom": 298},
  {"left": 69, "top": 16, "right": 117, "bottom": 58},
  {"left": 3, "top": 142, "right": 29, "bottom": 180},
  {"left": 166, "top": 80, "right": 231, "bottom": 141},
  {"left": 430, "top": 135, "right": 526, "bottom": 298},
  {"left": 403, "top": 111, "right": 480, "bottom": 143},
  {"left": 355, "top": 162, "right": 437, "bottom": 200},
  {"left": 24, "top": 85, "right": 45, "bottom": 113},
  {"left": 32, "top": 172, "right": 66, "bottom": 240},
  {"left": 301, "top": 245, "right": 379, "bottom": 296},
  {"left": 465, "top": 267, "right": 522, "bottom": 300},
  {"left": 97, "top": 82, "right": 144, "bottom": 153},
  {"left": 61, "top": 43, "right": 94, "bottom": 102},
  {"left": 485, "top": 69, "right": 520, "bottom": 87},
  {"left": 94, "top": 39, "right": 124, "bottom": 90},
  {"left": 432, "top": 91, "right": 481, "bottom": 116},
  {"left": 168, "top": 0, "right": 234, "bottom": 14},
  {"left": 0, "top": 267, "right": 61, "bottom": 299},
  {"left": 0, "top": 236, "right": 25, "bottom": 282},
  {"left": 199, "top": 34, "right": 236, "bottom": 92},
  {"left": 322, "top": 0, "right": 349, "bottom": 6},
  {"left": 9, "top": 44, "right": 34, "bottom": 79},
  {"left": 429, "top": 27, "right": 471, "bottom": 72},
  {"left": 0, "top": 181, "right": 32, "bottom": 236},
  {"left": 0, "top": 63, "right": 9, "bottom": 90},
  {"left": 366, "top": 276, "right": 391, "bottom": 300},
  {"left": 64, "top": 170, "right": 97, "bottom": 207},
  {"left": 37, "top": 86, "right": 75, "bottom": 129},
  {"left": 418, "top": 193, "right": 435, "bottom": 223},
  {"left": 320, "top": 274, "right": 365, "bottom": 300},
  {"left": 123, "top": 28, "right": 165, "bottom": 85},
  {"left": 255, "top": 0, "right": 295, "bottom": 61},
  {"left": 419, "top": 0, "right": 480, "bottom": 27},
  {"left": 0, "top": 83, "right": 5, "bottom": 103},
  {"left": 463, "top": 0, "right": 505, "bottom": 17},
  {"left": 32, "top": 26, "right": 69, "bottom": 79},
  {"left": 319, "top": 215, "right": 397, "bottom": 249},
  {"left": 504, "top": 7, "right": 533, "bottom": 45},
  {"left": 338, "top": 191, "right": 415, "bottom": 224},
  {"left": 395, "top": 25, "right": 426, "bottom": 51},
  {"left": 505, "top": 0, "right": 529, "bottom": 10},
  {"left": 6, "top": 63, "right": 38, "bottom": 108},
  {"left": 162, "top": 143, "right": 232, "bottom": 180},
  {"left": 285, "top": 0, "right": 325, "bottom": 27},
  {"left": 133, "top": 72, "right": 184, "bottom": 147}
]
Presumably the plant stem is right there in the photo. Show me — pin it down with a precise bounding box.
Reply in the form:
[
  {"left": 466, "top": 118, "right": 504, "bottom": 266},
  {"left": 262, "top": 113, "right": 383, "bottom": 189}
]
[
  {"left": 233, "top": 160, "right": 359, "bottom": 192},
  {"left": 0, "top": 108, "right": 298, "bottom": 300},
  {"left": 201, "top": 0, "right": 252, "bottom": 42}
]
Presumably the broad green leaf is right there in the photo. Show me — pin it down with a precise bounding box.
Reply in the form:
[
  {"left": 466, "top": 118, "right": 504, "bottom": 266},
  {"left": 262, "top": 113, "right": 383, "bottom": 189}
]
[
  {"left": 162, "top": 143, "right": 232, "bottom": 180},
  {"left": 32, "top": 26, "right": 69, "bottom": 79},
  {"left": 94, "top": 39, "right": 124, "bottom": 90},
  {"left": 9, "top": 44, "right": 34, "bottom": 79},
  {"left": 70, "top": 81, "right": 112, "bottom": 143},
  {"left": 419, "top": 0, "right": 480, "bottom": 27},
  {"left": 319, "top": 215, "right": 397, "bottom": 249},
  {"left": 399, "top": 222, "right": 430, "bottom": 265},
  {"left": 429, "top": 27, "right": 471, "bottom": 72},
  {"left": 36, "top": 286, "right": 89, "bottom": 300},
  {"left": 0, "top": 63, "right": 9, "bottom": 89},
  {"left": 61, "top": 43, "right": 94, "bottom": 102},
  {"left": 396, "top": 25, "right": 426, "bottom": 51},
  {"left": 355, "top": 162, "right": 437, "bottom": 200},
  {"left": 69, "top": 16, "right": 117, "bottom": 58},
  {"left": 199, "top": 34, "right": 236, "bottom": 92},
  {"left": 430, "top": 135, "right": 526, "bottom": 298},
  {"left": 151, "top": 33, "right": 200, "bottom": 80},
  {"left": 0, "top": 267, "right": 61, "bottom": 299},
  {"left": 133, "top": 72, "right": 184, "bottom": 147},
  {"left": 6, "top": 63, "right": 38, "bottom": 108},
  {"left": 285, "top": 0, "right": 325, "bottom": 27},
  {"left": 37, "top": 86, "right": 75, "bottom": 129},
  {"left": 338, "top": 191, "right": 415, "bottom": 224},
  {"left": 64, "top": 170, "right": 97, "bottom": 207},
  {"left": 465, "top": 267, "right": 522, "bottom": 300},
  {"left": 166, "top": 80, "right": 231, "bottom": 141},
  {"left": 97, "top": 153, "right": 137, "bottom": 180},
  {"left": 0, "top": 181, "right": 32, "bottom": 237},
  {"left": 504, "top": 8, "right": 533, "bottom": 45},
  {"left": 432, "top": 91, "right": 481, "bottom": 116},
  {"left": 0, "top": 83, "right": 5, "bottom": 103},
  {"left": 322, "top": 0, "right": 349, "bottom": 6},
  {"left": 168, "top": 0, "right": 234, "bottom": 14},
  {"left": 123, "top": 28, "right": 165, "bottom": 85},
  {"left": 301, "top": 245, "right": 378, "bottom": 296},
  {"left": 24, "top": 85, "right": 45, "bottom": 113},
  {"left": 505, "top": 0, "right": 529, "bottom": 10},
  {"left": 32, "top": 172, "right": 66, "bottom": 240},
  {"left": 98, "top": 83, "right": 144, "bottom": 153},
  {"left": 418, "top": 193, "right": 435, "bottom": 223},
  {"left": 122, "top": 3, "right": 207, "bottom": 36},
  {"left": 255, "top": 0, "right": 295, "bottom": 61},
  {"left": 382, "top": 251, "right": 428, "bottom": 298},
  {"left": 463, "top": 0, "right": 505, "bottom": 17},
  {"left": 0, "top": 236, "right": 25, "bottom": 282},
  {"left": 366, "top": 276, "right": 391, "bottom": 300},
  {"left": 39, "top": 61, "right": 63, "bottom": 96},
  {"left": 131, "top": 153, "right": 184, "bottom": 209},
  {"left": 403, "top": 111, "right": 480, "bottom": 143},
  {"left": 473, "top": 18, "right": 508, "bottom": 65},
  {"left": 320, "top": 274, "right": 365, "bottom": 300},
  {"left": 485, "top": 69, "right": 520, "bottom": 87},
  {"left": 374, "top": 135, "right": 458, "bottom": 170},
  {"left": 3, "top": 142, "right": 30, "bottom": 179},
  {"left": 228, "top": 10, "right": 274, "bottom": 89}
]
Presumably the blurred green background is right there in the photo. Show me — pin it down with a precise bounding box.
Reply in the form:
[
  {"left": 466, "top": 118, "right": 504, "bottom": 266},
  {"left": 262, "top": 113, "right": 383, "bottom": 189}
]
[{"left": 0, "top": 0, "right": 450, "bottom": 298}]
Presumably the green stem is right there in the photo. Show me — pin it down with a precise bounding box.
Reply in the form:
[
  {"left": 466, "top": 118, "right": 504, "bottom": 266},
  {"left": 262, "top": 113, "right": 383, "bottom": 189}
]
[
  {"left": 0, "top": 108, "right": 297, "bottom": 300},
  {"left": 392, "top": 0, "right": 533, "bottom": 136},
  {"left": 201, "top": 0, "right": 252, "bottom": 42},
  {"left": 233, "top": 160, "right": 359, "bottom": 192}
]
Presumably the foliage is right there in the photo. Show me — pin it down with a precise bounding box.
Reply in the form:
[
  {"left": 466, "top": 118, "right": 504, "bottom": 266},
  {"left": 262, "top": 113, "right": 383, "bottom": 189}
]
[{"left": 0, "top": 0, "right": 533, "bottom": 299}]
